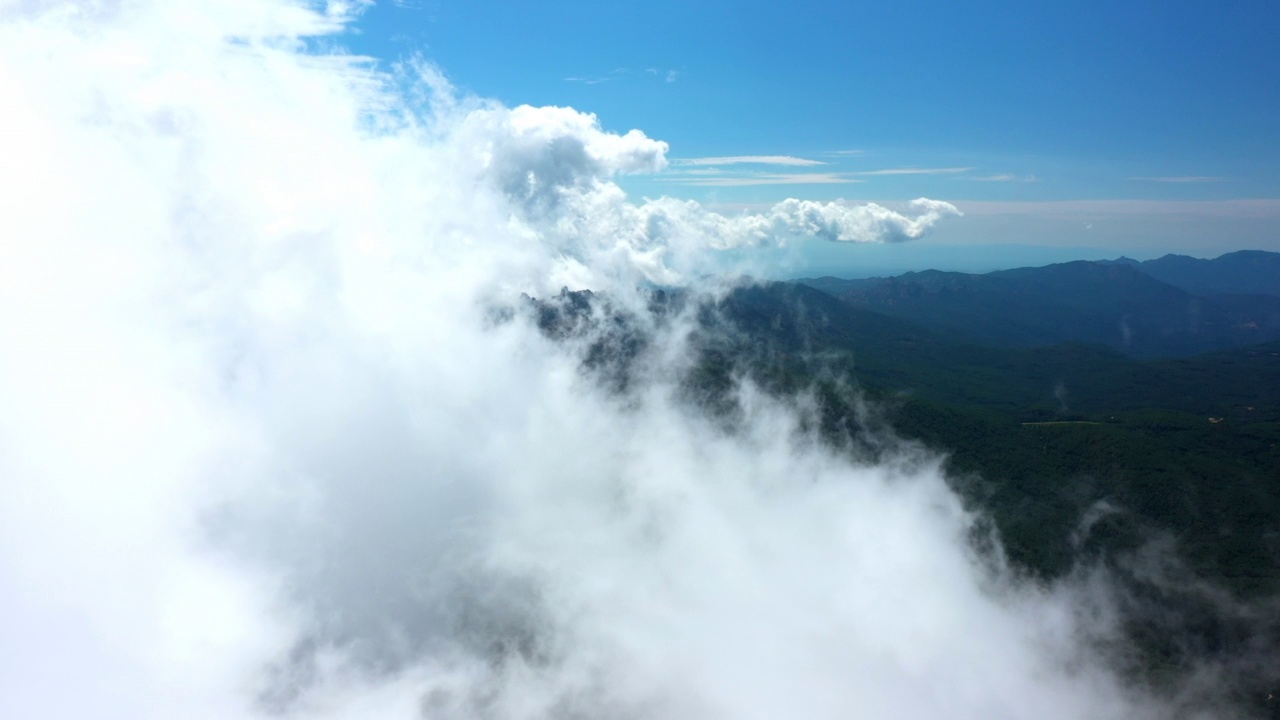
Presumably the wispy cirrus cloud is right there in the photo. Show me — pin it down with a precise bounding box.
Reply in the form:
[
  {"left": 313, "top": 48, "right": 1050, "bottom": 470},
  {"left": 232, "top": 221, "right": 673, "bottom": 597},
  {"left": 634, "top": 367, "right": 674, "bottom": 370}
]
[
  {"left": 674, "top": 155, "right": 827, "bottom": 167},
  {"left": 665, "top": 172, "right": 859, "bottom": 187},
  {"left": 662, "top": 155, "right": 843, "bottom": 185},
  {"left": 578, "top": 67, "right": 680, "bottom": 86},
  {"left": 1128, "top": 176, "right": 1228, "bottom": 183},
  {"left": 663, "top": 160, "right": 978, "bottom": 186},
  {"left": 853, "top": 167, "right": 973, "bottom": 176},
  {"left": 964, "top": 173, "right": 1038, "bottom": 182}
]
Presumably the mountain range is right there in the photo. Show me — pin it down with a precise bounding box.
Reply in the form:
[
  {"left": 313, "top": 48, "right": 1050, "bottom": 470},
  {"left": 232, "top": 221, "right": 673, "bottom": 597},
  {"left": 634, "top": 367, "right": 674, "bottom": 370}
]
[
  {"left": 1104, "top": 249, "right": 1280, "bottom": 297},
  {"left": 529, "top": 250, "right": 1280, "bottom": 702},
  {"left": 798, "top": 250, "right": 1280, "bottom": 357}
]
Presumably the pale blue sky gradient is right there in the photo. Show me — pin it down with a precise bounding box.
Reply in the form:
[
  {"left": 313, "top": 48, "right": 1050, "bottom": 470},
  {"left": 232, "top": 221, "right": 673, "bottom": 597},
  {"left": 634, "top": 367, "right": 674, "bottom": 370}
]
[{"left": 342, "top": 1, "right": 1280, "bottom": 264}]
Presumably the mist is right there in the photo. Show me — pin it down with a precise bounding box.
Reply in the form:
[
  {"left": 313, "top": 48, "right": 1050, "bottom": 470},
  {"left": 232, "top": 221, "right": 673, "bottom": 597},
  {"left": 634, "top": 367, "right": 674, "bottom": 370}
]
[{"left": 0, "top": 2, "right": 1230, "bottom": 718}]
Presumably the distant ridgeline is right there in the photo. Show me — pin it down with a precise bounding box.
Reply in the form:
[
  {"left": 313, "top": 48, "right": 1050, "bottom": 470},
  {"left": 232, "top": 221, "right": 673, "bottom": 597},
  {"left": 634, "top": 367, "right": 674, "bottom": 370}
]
[
  {"left": 526, "top": 251, "right": 1280, "bottom": 707},
  {"left": 798, "top": 250, "right": 1280, "bottom": 358}
]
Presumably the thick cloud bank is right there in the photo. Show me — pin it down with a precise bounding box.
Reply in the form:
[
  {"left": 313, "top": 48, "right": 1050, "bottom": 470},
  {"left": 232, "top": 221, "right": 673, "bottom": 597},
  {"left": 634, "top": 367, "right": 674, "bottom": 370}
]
[{"left": 0, "top": 2, "right": 1202, "bottom": 719}]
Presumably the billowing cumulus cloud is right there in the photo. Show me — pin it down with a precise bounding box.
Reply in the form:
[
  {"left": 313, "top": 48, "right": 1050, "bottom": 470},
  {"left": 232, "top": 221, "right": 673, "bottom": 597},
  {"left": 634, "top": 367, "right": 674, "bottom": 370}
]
[
  {"left": 434, "top": 104, "right": 959, "bottom": 286},
  {"left": 0, "top": 2, "right": 1219, "bottom": 720}
]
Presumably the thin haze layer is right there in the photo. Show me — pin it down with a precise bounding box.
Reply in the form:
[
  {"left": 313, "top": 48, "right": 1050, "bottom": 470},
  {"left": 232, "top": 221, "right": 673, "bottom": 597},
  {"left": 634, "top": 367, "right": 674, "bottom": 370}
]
[{"left": 0, "top": 2, "right": 1188, "bottom": 719}]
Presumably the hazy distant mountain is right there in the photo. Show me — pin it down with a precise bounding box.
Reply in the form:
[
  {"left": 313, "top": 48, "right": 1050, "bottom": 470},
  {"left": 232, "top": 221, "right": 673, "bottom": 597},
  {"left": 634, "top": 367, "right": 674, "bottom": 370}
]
[
  {"left": 670, "top": 281, "right": 1280, "bottom": 420},
  {"left": 799, "top": 258, "right": 1280, "bottom": 357},
  {"left": 1136, "top": 250, "right": 1280, "bottom": 296}
]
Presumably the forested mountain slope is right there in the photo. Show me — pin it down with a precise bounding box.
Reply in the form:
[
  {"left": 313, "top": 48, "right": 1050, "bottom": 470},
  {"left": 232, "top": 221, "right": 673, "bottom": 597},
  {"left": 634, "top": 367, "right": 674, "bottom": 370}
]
[{"left": 529, "top": 280, "right": 1280, "bottom": 703}]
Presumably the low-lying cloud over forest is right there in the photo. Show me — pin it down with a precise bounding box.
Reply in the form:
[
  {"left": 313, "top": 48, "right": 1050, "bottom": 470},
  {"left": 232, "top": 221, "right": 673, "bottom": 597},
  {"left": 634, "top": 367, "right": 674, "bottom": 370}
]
[{"left": 0, "top": 2, "right": 1262, "bottom": 719}]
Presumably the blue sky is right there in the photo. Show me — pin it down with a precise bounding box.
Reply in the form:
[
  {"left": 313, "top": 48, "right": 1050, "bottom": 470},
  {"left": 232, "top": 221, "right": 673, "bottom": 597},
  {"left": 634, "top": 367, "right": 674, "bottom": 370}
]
[{"left": 342, "top": 0, "right": 1280, "bottom": 264}]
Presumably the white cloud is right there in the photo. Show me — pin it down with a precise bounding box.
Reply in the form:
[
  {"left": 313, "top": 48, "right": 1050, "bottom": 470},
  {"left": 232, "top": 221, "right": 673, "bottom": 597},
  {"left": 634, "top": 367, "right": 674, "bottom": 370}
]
[
  {"left": 568, "top": 67, "right": 662, "bottom": 86},
  {"left": 586, "top": 197, "right": 962, "bottom": 264},
  {"left": 747, "top": 197, "right": 963, "bottom": 244},
  {"left": 965, "top": 173, "right": 1039, "bottom": 182},
  {"left": 854, "top": 167, "right": 974, "bottom": 176},
  {"left": 0, "top": 3, "right": 1198, "bottom": 720},
  {"left": 471, "top": 103, "right": 669, "bottom": 195},
  {"left": 663, "top": 172, "right": 858, "bottom": 186},
  {"left": 1128, "top": 176, "right": 1227, "bottom": 183},
  {"left": 662, "top": 156, "right": 838, "bottom": 187},
  {"left": 675, "top": 155, "right": 827, "bottom": 167}
]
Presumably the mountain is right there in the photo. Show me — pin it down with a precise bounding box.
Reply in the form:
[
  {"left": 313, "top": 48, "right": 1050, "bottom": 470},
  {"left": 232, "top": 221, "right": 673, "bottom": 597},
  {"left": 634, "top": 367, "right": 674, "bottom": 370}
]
[
  {"left": 687, "top": 283, "right": 1280, "bottom": 600},
  {"left": 529, "top": 278, "right": 1280, "bottom": 708},
  {"left": 1135, "top": 250, "right": 1280, "bottom": 297},
  {"left": 799, "top": 259, "right": 1280, "bottom": 357},
  {"left": 529, "top": 280, "right": 1280, "bottom": 700},
  {"left": 682, "top": 281, "right": 1279, "bottom": 420},
  {"left": 532, "top": 279, "right": 1280, "bottom": 582}
]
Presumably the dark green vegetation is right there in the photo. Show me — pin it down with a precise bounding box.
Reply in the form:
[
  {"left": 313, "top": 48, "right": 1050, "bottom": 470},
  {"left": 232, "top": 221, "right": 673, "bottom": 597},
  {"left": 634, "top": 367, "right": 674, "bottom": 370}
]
[
  {"left": 697, "top": 282, "right": 1280, "bottom": 714},
  {"left": 528, "top": 253, "right": 1280, "bottom": 713},
  {"left": 529, "top": 278, "right": 1280, "bottom": 594},
  {"left": 699, "top": 282, "right": 1280, "bottom": 591}
]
